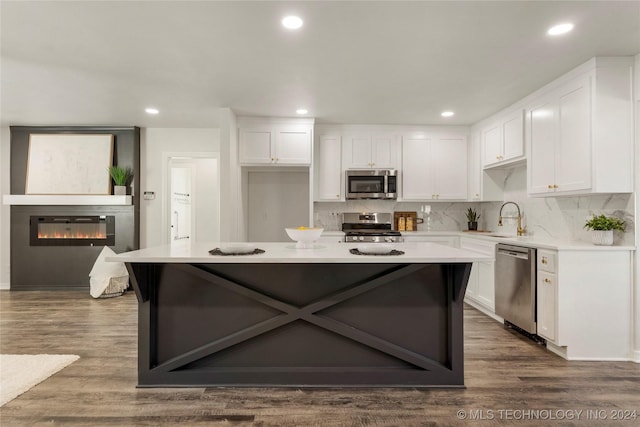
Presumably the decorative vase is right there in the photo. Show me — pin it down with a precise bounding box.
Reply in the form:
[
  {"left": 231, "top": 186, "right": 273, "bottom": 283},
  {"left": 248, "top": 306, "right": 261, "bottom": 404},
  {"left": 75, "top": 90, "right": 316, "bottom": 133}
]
[
  {"left": 591, "top": 230, "right": 613, "bottom": 246},
  {"left": 114, "top": 185, "right": 127, "bottom": 195},
  {"left": 467, "top": 221, "right": 478, "bottom": 231}
]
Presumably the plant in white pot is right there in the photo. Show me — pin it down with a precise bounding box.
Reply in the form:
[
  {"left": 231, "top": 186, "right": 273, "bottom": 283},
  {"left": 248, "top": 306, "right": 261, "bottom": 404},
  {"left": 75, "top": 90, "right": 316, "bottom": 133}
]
[
  {"left": 108, "top": 166, "right": 133, "bottom": 195},
  {"left": 584, "top": 214, "right": 625, "bottom": 245},
  {"left": 465, "top": 207, "right": 480, "bottom": 231}
]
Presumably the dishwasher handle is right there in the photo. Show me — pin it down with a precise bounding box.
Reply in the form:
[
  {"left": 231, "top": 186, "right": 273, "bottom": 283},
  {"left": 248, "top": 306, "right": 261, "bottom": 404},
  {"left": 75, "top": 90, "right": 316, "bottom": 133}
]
[{"left": 497, "top": 247, "right": 530, "bottom": 260}]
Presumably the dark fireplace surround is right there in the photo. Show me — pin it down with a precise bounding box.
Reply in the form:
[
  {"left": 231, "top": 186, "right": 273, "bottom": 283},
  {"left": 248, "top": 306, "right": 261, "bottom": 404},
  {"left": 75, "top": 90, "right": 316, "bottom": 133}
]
[{"left": 9, "top": 126, "right": 140, "bottom": 291}]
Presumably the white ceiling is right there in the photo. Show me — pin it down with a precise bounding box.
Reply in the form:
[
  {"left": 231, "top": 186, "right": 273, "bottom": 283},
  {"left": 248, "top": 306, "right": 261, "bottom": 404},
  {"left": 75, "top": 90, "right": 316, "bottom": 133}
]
[{"left": 1, "top": 1, "right": 639, "bottom": 129}]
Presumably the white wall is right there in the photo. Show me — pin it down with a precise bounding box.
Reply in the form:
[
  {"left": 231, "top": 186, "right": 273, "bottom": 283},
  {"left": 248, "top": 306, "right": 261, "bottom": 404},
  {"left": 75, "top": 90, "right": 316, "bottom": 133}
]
[
  {"left": 218, "top": 108, "right": 243, "bottom": 241},
  {"left": 191, "top": 158, "right": 219, "bottom": 242},
  {"left": 247, "top": 170, "right": 310, "bottom": 242},
  {"left": 633, "top": 53, "right": 640, "bottom": 362},
  {"left": 0, "top": 127, "right": 10, "bottom": 289},
  {"left": 140, "top": 128, "right": 220, "bottom": 248}
]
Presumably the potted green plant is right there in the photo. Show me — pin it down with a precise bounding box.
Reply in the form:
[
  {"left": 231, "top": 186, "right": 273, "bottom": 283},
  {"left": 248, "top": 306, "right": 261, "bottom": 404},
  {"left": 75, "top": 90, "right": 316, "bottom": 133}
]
[
  {"left": 584, "top": 214, "right": 625, "bottom": 245},
  {"left": 465, "top": 207, "right": 480, "bottom": 231},
  {"left": 108, "top": 165, "right": 133, "bottom": 195}
]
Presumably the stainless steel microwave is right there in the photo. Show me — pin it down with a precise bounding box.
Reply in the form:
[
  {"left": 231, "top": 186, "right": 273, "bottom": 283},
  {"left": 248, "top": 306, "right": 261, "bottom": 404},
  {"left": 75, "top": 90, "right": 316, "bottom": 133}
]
[{"left": 345, "top": 169, "right": 398, "bottom": 200}]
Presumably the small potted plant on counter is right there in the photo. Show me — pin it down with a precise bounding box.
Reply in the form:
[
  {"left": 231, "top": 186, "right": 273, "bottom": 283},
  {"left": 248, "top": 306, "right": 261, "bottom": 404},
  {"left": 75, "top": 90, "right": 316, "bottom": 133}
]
[
  {"left": 584, "top": 214, "right": 625, "bottom": 245},
  {"left": 108, "top": 165, "right": 133, "bottom": 195},
  {"left": 466, "top": 207, "right": 480, "bottom": 231}
]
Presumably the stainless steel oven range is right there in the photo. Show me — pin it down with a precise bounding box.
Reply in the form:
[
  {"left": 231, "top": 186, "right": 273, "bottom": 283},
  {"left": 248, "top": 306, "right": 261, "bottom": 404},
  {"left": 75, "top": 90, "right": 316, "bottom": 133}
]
[{"left": 342, "top": 212, "right": 403, "bottom": 243}]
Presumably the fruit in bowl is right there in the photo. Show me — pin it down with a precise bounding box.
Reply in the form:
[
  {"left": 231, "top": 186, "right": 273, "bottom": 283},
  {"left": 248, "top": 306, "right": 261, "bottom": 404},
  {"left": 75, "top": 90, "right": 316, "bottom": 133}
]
[{"left": 285, "top": 227, "right": 324, "bottom": 249}]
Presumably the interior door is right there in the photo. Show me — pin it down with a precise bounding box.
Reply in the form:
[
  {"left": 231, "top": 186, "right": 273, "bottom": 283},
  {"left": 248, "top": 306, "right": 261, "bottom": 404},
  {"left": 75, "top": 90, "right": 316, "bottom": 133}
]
[{"left": 170, "top": 165, "right": 193, "bottom": 243}]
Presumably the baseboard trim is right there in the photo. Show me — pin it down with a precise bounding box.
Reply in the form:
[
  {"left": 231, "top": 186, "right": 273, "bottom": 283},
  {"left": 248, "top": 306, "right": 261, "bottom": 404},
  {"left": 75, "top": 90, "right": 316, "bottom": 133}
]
[
  {"left": 0, "top": 282, "right": 10, "bottom": 290},
  {"left": 464, "top": 298, "right": 503, "bottom": 323},
  {"left": 633, "top": 350, "right": 640, "bottom": 363}
]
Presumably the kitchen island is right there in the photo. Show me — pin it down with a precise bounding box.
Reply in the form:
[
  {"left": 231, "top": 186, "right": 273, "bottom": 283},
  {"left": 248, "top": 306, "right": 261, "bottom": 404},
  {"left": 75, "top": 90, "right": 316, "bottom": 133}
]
[{"left": 109, "top": 241, "right": 492, "bottom": 388}]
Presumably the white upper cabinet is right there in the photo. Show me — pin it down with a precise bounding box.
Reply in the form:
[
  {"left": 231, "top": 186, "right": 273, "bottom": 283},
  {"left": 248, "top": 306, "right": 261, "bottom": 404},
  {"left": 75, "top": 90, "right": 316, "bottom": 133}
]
[
  {"left": 482, "top": 109, "right": 524, "bottom": 168},
  {"left": 239, "top": 118, "right": 313, "bottom": 166},
  {"left": 527, "top": 57, "right": 633, "bottom": 196},
  {"left": 402, "top": 133, "right": 467, "bottom": 201},
  {"left": 468, "top": 131, "right": 481, "bottom": 200},
  {"left": 315, "top": 134, "right": 342, "bottom": 201},
  {"left": 343, "top": 133, "right": 399, "bottom": 169}
]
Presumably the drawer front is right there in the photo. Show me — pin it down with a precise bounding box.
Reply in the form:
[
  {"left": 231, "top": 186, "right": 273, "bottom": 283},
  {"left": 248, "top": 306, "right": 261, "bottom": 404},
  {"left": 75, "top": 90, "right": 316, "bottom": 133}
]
[
  {"left": 459, "top": 238, "right": 495, "bottom": 256},
  {"left": 538, "top": 250, "right": 557, "bottom": 273}
]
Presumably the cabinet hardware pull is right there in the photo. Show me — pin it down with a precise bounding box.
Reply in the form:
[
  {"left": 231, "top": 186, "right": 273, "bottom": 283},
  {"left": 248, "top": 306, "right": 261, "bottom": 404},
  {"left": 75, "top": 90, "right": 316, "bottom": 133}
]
[
  {"left": 548, "top": 184, "right": 554, "bottom": 189},
  {"left": 542, "top": 258, "right": 547, "bottom": 264},
  {"left": 553, "top": 184, "right": 559, "bottom": 188},
  {"left": 544, "top": 278, "right": 551, "bottom": 283}
]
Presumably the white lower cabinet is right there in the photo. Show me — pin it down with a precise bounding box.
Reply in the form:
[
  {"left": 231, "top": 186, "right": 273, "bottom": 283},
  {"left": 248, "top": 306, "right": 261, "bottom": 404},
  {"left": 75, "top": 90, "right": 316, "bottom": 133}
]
[
  {"left": 460, "top": 237, "right": 495, "bottom": 314},
  {"left": 317, "top": 234, "right": 345, "bottom": 244},
  {"left": 535, "top": 248, "right": 633, "bottom": 360},
  {"left": 537, "top": 270, "right": 557, "bottom": 342},
  {"left": 536, "top": 250, "right": 557, "bottom": 342},
  {"left": 402, "top": 235, "right": 457, "bottom": 247}
]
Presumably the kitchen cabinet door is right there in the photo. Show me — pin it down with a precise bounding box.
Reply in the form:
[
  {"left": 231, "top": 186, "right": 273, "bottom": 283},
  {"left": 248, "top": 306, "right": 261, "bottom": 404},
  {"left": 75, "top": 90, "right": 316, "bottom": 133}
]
[
  {"left": 433, "top": 137, "right": 467, "bottom": 200},
  {"left": 460, "top": 237, "right": 495, "bottom": 313},
  {"left": 239, "top": 128, "right": 273, "bottom": 164},
  {"left": 527, "top": 58, "right": 632, "bottom": 197},
  {"left": 555, "top": 76, "right": 591, "bottom": 193},
  {"left": 343, "top": 133, "right": 399, "bottom": 169},
  {"left": 528, "top": 96, "right": 557, "bottom": 195},
  {"left": 482, "top": 109, "right": 525, "bottom": 168},
  {"left": 467, "top": 131, "right": 481, "bottom": 200},
  {"left": 274, "top": 128, "right": 312, "bottom": 165},
  {"left": 402, "top": 235, "right": 457, "bottom": 246},
  {"left": 502, "top": 109, "right": 524, "bottom": 160},
  {"left": 240, "top": 124, "right": 312, "bottom": 165},
  {"left": 477, "top": 261, "right": 495, "bottom": 311},
  {"left": 371, "top": 134, "right": 398, "bottom": 168},
  {"left": 402, "top": 135, "right": 467, "bottom": 201},
  {"left": 343, "top": 135, "right": 373, "bottom": 169},
  {"left": 315, "top": 135, "right": 342, "bottom": 201},
  {"left": 537, "top": 271, "right": 557, "bottom": 342},
  {"left": 401, "top": 136, "right": 434, "bottom": 200},
  {"left": 482, "top": 124, "right": 502, "bottom": 166}
]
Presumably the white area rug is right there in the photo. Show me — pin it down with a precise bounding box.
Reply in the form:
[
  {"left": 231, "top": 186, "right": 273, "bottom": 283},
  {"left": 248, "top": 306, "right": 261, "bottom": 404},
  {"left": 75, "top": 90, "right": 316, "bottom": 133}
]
[{"left": 0, "top": 354, "right": 79, "bottom": 406}]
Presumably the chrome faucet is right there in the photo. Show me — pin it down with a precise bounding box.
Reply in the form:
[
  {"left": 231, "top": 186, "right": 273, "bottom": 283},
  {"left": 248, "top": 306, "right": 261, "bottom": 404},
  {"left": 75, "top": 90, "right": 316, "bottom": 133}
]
[{"left": 498, "top": 201, "right": 526, "bottom": 236}]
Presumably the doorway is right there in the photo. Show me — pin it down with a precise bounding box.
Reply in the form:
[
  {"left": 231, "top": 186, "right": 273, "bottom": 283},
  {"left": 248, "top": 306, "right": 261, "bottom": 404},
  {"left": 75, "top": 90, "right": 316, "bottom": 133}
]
[{"left": 164, "top": 154, "right": 220, "bottom": 244}]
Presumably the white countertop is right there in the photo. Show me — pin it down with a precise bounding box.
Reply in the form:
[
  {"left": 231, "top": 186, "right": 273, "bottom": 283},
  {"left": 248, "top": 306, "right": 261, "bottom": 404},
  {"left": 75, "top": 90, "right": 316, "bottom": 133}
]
[
  {"left": 107, "top": 241, "right": 493, "bottom": 264},
  {"left": 402, "top": 231, "right": 636, "bottom": 251},
  {"left": 322, "top": 230, "right": 634, "bottom": 251}
]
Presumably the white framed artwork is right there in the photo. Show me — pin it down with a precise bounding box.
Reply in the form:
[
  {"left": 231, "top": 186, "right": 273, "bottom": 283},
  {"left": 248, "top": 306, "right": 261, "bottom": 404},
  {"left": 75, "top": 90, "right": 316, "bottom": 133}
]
[{"left": 26, "top": 134, "right": 114, "bottom": 195}]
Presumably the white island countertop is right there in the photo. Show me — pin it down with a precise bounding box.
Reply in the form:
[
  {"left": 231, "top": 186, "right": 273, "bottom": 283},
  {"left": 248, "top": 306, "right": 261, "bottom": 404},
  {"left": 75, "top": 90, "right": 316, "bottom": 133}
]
[{"left": 108, "top": 241, "right": 493, "bottom": 264}]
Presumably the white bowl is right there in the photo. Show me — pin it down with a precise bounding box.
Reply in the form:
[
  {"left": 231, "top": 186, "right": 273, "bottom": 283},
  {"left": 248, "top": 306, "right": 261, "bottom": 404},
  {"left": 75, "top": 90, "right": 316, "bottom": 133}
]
[
  {"left": 285, "top": 227, "right": 324, "bottom": 249},
  {"left": 356, "top": 244, "right": 393, "bottom": 255},
  {"left": 218, "top": 243, "right": 257, "bottom": 254}
]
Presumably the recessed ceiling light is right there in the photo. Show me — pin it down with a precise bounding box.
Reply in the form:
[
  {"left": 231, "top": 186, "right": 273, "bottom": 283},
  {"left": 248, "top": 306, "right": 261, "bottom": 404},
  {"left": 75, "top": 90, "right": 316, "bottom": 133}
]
[
  {"left": 282, "top": 15, "right": 303, "bottom": 30},
  {"left": 145, "top": 108, "right": 159, "bottom": 115},
  {"left": 547, "top": 23, "right": 574, "bottom": 36},
  {"left": 441, "top": 111, "right": 454, "bottom": 117},
  {"left": 296, "top": 108, "right": 308, "bottom": 115}
]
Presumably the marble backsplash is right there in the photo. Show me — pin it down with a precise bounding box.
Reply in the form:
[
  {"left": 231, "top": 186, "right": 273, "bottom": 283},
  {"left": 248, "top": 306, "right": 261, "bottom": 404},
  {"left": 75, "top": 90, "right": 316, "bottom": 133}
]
[
  {"left": 314, "top": 200, "right": 483, "bottom": 232},
  {"left": 484, "top": 166, "right": 635, "bottom": 245},
  {"left": 314, "top": 166, "right": 635, "bottom": 246}
]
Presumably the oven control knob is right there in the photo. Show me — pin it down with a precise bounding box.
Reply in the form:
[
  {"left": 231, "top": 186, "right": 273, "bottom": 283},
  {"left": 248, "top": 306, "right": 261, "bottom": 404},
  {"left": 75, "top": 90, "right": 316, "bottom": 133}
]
[
  {"left": 358, "top": 236, "right": 364, "bottom": 241},
  {"left": 385, "top": 237, "right": 393, "bottom": 243}
]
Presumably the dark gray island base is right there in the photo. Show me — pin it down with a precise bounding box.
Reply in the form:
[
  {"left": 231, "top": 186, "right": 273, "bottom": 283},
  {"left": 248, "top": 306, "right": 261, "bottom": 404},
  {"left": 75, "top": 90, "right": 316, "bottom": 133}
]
[{"left": 126, "top": 262, "right": 472, "bottom": 388}]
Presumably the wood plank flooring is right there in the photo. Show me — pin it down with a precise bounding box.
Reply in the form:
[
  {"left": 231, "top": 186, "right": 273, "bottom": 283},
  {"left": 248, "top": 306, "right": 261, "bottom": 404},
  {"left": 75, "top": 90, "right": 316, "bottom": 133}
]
[{"left": 1, "top": 290, "right": 639, "bottom": 426}]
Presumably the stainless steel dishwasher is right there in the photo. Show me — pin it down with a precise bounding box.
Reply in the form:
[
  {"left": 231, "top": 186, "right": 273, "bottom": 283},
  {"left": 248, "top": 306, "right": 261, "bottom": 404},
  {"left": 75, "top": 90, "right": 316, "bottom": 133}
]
[{"left": 495, "top": 244, "right": 537, "bottom": 335}]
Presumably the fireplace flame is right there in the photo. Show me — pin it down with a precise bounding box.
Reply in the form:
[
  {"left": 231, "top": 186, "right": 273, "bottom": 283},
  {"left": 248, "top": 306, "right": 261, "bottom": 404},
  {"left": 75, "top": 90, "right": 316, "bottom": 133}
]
[{"left": 38, "top": 231, "right": 107, "bottom": 239}]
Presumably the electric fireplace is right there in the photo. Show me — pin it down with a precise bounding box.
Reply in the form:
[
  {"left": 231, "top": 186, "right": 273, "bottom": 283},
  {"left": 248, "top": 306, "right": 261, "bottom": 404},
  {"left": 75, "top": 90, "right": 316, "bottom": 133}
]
[{"left": 30, "top": 215, "right": 115, "bottom": 246}]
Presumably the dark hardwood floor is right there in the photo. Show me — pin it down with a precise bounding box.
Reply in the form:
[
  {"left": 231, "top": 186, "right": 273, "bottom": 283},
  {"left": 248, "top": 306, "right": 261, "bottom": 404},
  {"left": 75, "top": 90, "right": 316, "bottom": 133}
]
[{"left": 1, "top": 290, "right": 639, "bottom": 426}]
